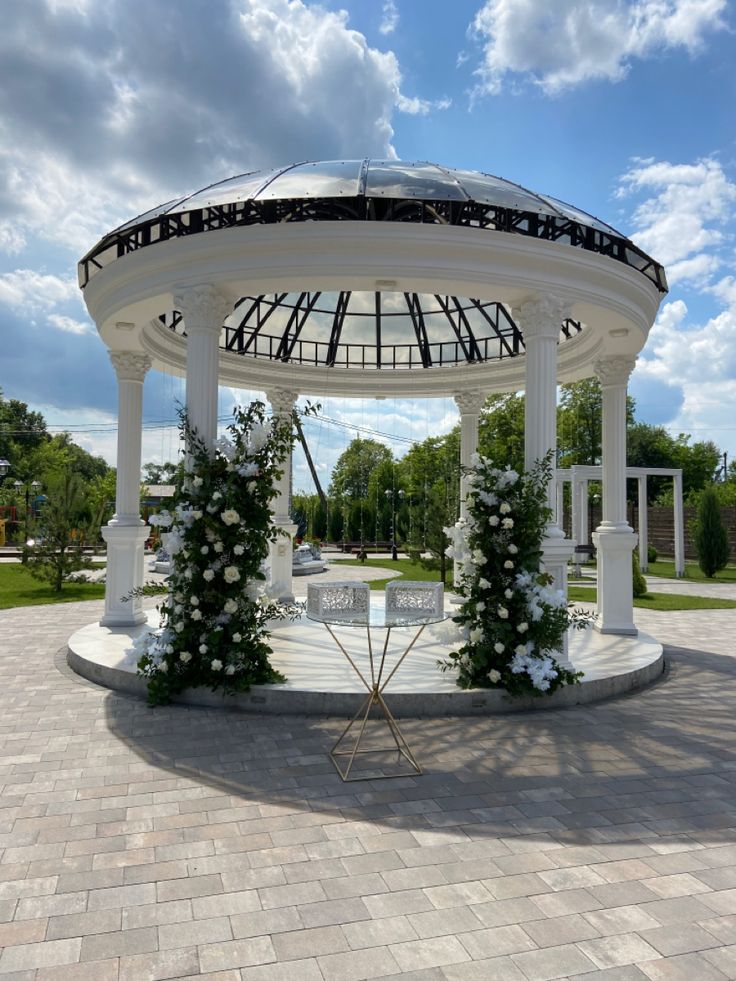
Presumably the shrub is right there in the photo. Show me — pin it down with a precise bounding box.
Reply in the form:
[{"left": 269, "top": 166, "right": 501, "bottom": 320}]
[
  {"left": 632, "top": 550, "right": 648, "bottom": 598},
  {"left": 647, "top": 544, "right": 658, "bottom": 564},
  {"left": 694, "top": 488, "right": 730, "bottom": 578}
]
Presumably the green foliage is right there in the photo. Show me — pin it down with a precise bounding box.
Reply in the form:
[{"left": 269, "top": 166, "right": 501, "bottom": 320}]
[
  {"left": 0, "top": 564, "right": 105, "bottom": 609},
  {"left": 478, "top": 394, "right": 525, "bottom": 473},
  {"left": 647, "top": 544, "right": 658, "bottom": 564},
  {"left": 22, "top": 472, "right": 97, "bottom": 592},
  {"left": 694, "top": 488, "right": 730, "bottom": 578},
  {"left": 135, "top": 402, "right": 305, "bottom": 705},
  {"left": 632, "top": 551, "right": 648, "bottom": 598},
  {"left": 443, "top": 453, "right": 587, "bottom": 696},
  {"left": 329, "top": 438, "right": 393, "bottom": 500}
]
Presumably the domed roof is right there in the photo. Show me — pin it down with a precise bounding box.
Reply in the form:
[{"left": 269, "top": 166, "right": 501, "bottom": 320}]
[{"left": 79, "top": 159, "right": 667, "bottom": 294}]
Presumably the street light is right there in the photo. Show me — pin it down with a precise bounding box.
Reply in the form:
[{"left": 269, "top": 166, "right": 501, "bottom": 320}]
[
  {"left": 384, "top": 487, "right": 405, "bottom": 560},
  {"left": 14, "top": 479, "right": 41, "bottom": 549},
  {"left": 0, "top": 459, "right": 10, "bottom": 487}
]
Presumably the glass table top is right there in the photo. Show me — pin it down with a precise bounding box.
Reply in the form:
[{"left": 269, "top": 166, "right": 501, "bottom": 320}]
[{"left": 306, "top": 605, "right": 449, "bottom": 628}]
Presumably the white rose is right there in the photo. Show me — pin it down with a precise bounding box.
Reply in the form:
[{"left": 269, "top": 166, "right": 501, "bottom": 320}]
[
  {"left": 488, "top": 515, "right": 499, "bottom": 527},
  {"left": 191, "top": 609, "right": 202, "bottom": 621},
  {"left": 472, "top": 548, "right": 485, "bottom": 564},
  {"left": 200, "top": 545, "right": 209, "bottom": 555},
  {"left": 174, "top": 592, "right": 184, "bottom": 602},
  {"left": 221, "top": 509, "right": 240, "bottom": 526},
  {"left": 212, "top": 491, "right": 222, "bottom": 500},
  {"left": 504, "top": 589, "right": 513, "bottom": 599},
  {"left": 508, "top": 544, "right": 518, "bottom": 554},
  {"left": 504, "top": 560, "right": 514, "bottom": 569},
  {"left": 500, "top": 502, "right": 511, "bottom": 514},
  {"left": 517, "top": 622, "right": 529, "bottom": 633},
  {"left": 224, "top": 599, "right": 238, "bottom": 614},
  {"left": 213, "top": 542, "right": 224, "bottom": 553},
  {"left": 233, "top": 544, "right": 245, "bottom": 556},
  {"left": 193, "top": 476, "right": 203, "bottom": 488},
  {"left": 225, "top": 665, "right": 236, "bottom": 676},
  {"left": 159, "top": 662, "right": 169, "bottom": 673},
  {"left": 165, "top": 644, "right": 174, "bottom": 654},
  {"left": 469, "top": 626, "right": 484, "bottom": 643},
  {"left": 199, "top": 644, "right": 207, "bottom": 654},
  {"left": 494, "top": 642, "right": 504, "bottom": 653},
  {"left": 174, "top": 604, "right": 183, "bottom": 615},
  {"left": 184, "top": 569, "right": 193, "bottom": 579},
  {"left": 211, "top": 659, "right": 223, "bottom": 671},
  {"left": 232, "top": 632, "right": 242, "bottom": 643},
  {"left": 179, "top": 652, "right": 192, "bottom": 663},
  {"left": 497, "top": 606, "right": 509, "bottom": 619},
  {"left": 174, "top": 623, "right": 184, "bottom": 633},
  {"left": 224, "top": 566, "right": 241, "bottom": 583},
  {"left": 488, "top": 669, "right": 501, "bottom": 683},
  {"left": 193, "top": 511, "right": 203, "bottom": 520},
  {"left": 203, "top": 570, "right": 215, "bottom": 582},
  {"left": 476, "top": 601, "right": 486, "bottom": 612},
  {"left": 246, "top": 481, "right": 257, "bottom": 493},
  {"left": 190, "top": 596, "right": 199, "bottom": 606},
  {"left": 502, "top": 518, "right": 514, "bottom": 529},
  {"left": 478, "top": 578, "right": 490, "bottom": 590}
]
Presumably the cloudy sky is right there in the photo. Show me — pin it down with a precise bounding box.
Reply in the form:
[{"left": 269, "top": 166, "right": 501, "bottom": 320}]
[{"left": 1, "top": 0, "right": 734, "bottom": 490}]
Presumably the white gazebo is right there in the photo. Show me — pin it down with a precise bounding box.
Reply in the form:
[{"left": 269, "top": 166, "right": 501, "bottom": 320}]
[{"left": 78, "top": 159, "right": 667, "bottom": 643}]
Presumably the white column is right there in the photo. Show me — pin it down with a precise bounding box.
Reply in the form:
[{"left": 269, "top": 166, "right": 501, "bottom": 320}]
[
  {"left": 673, "top": 472, "right": 685, "bottom": 577},
  {"left": 266, "top": 387, "right": 298, "bottom": 602},
  {"left": 518, "top": 294, "right": 575, "bottom": 665},
  {"left": 174, "top": 285, "right": 231, "bottom": 449},
  {"left": 101, "top": 351, "right": 151, "bottom": 627},
  {"left": 593, "top": 356, "right": 637, "bottom": 635},
  {"left": 637, "top": 475, "right": 648, "bottom": 573},
  {"left": 455, "top": 391, "right": 484, "bottom": 519}
]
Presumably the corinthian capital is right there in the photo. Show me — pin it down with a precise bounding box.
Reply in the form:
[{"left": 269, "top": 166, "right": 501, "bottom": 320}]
[
  {"left": 173, "top": 284, "right": 231, "bottom": 331},
  {"left": 594, "top": 356, "right": 636, "bottom": 387},
  {"left": 517, "top": 294, "right": 569, "bottom": 342},
  {"left": 109, "top": 350, "right": 152, "bottom": 382},
  {"left": 267, "top": 388, "right": 299, "bottom": 416},
  {"left": 454, "top": 391, "right": 485, "bottom": 415}
]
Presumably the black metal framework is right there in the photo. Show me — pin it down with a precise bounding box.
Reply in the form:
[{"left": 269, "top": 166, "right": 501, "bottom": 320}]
[
  {"left": 78, "top": 169, "right": 667, "bottom": 293},
  {"left": 160, "top": 292, "right": 582, "bottom": 370}
]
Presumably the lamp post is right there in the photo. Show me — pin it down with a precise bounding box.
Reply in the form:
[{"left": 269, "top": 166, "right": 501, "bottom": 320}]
[
  {"left": 384, "top": 487, "right": 405, "bottom": 560},
  {"left": 0, "top": 459, "right": 10, "bottom": 487},
  {"left": 14, "top": 479, "right": 41, "bottom": 551}
]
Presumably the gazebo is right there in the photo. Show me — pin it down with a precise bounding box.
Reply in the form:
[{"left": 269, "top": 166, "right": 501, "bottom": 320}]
[{"left": 78, "top": 159, "right": 667, "bottom": 642}]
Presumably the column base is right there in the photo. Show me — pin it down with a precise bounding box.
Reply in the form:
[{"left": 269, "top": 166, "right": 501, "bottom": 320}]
[
  {"left": 100, "top": 522, "right": 149, "bottom": 627},
  {"left": 592, "top": 527, "right": 638, "bottom": 636},
  {"left": 268, "top": 522, "right": 297, "bottom": 603},
  {"left": 540, "top": 533, "right": 576, "bottom": 668}
]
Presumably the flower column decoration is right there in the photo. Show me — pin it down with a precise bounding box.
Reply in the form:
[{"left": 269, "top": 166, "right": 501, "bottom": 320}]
[
  {"left": 266, "top": 388, "right": 298, "bottom": 602},
  {"left": 101, "top": 350, "right": 151, "bottom": 627},
  {"left": 593, "top": 356, "right": 638, "bottom": 635},
  {"left": 517, "top": 294, "right": 576, "bottom": 663}
]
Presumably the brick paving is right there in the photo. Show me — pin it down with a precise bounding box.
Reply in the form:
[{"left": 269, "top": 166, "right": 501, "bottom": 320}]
[{"left": 1, "top": 598, "right": 736, "bottom": 978}]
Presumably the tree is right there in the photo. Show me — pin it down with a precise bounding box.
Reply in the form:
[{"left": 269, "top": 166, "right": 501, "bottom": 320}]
[
  {"left": 329, "top": 438, "right": 393, "bottom": 501},
  {"left": 557, "top": 378, "right": 635, "bottom": 467},
  {"left": 23, "top": 472, "right": 96, "bottom": 592},
  {"left": 142, "top": 461, "right": 181, "bottom": 486},
  {"left": 0, "top": 389, "right": 48, "bottom": 467},
  {"left": 478, "top": 393, "right": 525, "bottom": 471},
  {"left": 694, "top": 488, "right": 730, "bottom": 578}
]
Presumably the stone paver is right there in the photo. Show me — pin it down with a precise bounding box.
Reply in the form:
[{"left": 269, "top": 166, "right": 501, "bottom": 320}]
[{"left": 1, "top": 598, "right": 736, "bottom": 978}]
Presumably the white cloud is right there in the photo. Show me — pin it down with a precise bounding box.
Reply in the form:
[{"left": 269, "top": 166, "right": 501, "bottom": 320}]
[
  {"left": 379, "top": 0, "right": 399, "bottom": 35},
  {"left": 469, "top": 0, "right": 727, "bottom": 96},
  {"left": 618, "top": 157, "right": 736, "bottom": 284},
  {"left": 47, "top": 313, "right": 92, "bottom": 335},
  {"left": 0, "top": 269, "right": 77, "bottom": 313},
  {"left": 0, "top": 0, "right": 438, "bottom": 257}
]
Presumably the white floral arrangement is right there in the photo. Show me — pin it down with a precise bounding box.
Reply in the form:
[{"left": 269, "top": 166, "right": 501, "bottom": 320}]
[
  {"left": 442, "top": 451, "right": 586, "bottom": 697},
  {"left": 134, "top": 402, "right": 304, "bottom": 705}
]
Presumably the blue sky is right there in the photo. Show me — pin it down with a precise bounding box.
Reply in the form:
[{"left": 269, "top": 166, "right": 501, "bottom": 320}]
[{"left": 0, "top": 0, "right": 734, "bottom": 490}]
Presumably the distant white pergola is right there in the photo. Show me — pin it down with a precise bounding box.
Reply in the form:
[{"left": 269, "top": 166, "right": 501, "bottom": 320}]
[
  {"left": 556, "top": 465, "right": 685, "bottom": 577},
  {"left": 76, "top": 159, "right": 668, "bottom": 643}
]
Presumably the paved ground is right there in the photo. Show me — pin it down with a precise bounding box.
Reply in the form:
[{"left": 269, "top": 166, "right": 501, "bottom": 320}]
[{"left": 1, "top": 598, "right": 736, "bottom": 979}]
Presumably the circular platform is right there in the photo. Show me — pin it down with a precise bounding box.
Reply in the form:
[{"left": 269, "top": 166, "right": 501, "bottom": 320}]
[{"left": 67, "top": 601, "right": 664, "bottom": 716}]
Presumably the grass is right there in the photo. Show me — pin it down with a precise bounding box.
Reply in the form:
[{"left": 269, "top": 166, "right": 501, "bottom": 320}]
[
  {"left": 646, "top": 559, "right": 736, "bottom": 584},
  {"left": 568, "top": 585, "right": 736, "bottom": 611},
  {"left": 335, "top": 557, "right": 450, "bottom": 591},
  {"left": 0, "top": 564, "right": 105, "bottom": 609}
]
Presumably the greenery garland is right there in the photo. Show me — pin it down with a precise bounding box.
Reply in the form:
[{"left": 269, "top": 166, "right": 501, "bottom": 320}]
[
  {"left": 134, "top": 401, "right": 304, "bottom": 705},
  {"left": 443, "top": 451, "right": 587, "bottom": 696}
]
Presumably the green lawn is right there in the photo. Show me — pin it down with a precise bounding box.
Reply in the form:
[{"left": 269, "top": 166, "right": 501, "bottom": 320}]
[
  {"left": 646, "top": 559, "right": 736, "bottom": 584},
  {"left": 0, "top": 564, "right": 105, "bottom": 609},
  {"left": 568, "top": 585, "right": 736, "bottom": 611},
  {"left": 335, "top": 557, "right": 450, "bottom": 591}
]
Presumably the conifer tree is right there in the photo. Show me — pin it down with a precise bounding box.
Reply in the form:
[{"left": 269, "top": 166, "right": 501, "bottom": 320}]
[{"left": 694, "top": 488, "right": 730, "bottom": 578}]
